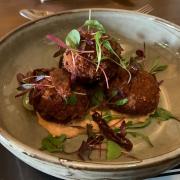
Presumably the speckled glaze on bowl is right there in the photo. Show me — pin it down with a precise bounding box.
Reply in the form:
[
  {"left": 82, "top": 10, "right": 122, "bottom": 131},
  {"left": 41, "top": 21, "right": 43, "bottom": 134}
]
[{"left": 0, "top": 9, "right": 180, "bottom": 180}]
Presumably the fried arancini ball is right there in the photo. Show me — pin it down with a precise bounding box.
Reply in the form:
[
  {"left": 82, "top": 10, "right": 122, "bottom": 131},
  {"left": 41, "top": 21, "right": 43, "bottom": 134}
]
[{"left": 107, "top": 69, "right": 160, "bottom": 115}]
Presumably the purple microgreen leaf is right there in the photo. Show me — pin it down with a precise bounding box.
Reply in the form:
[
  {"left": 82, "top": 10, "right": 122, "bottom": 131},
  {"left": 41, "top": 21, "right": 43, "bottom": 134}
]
[
  {"left": 143, "top": 42, "right": 146, "bottom": 55},
  {"left": 119, "top": 121, "right": 126, "bottom": 137},
  {"left": 136, "top": 49, "right": 145, "bottom": 58},
  {"left": 15, "top": 89, "right": 30, "bottom": 98},
  {"left": 46, "top": 34, "right": 68, "bottom": 49},
  {"left": 78, "top": 124, "right": 104, "bottom": 161},
  {"left": 78, "top": 141, "right": 92, "bottom": 160},
  {"left": 86, "top": 39, "right": 94, "bottom": 46},
  {"left": 21, "top": 83, "right": 34, "bottom": 90},
  {"left": 158, "top": 80, "right": 164, "bottom": 86},
  {"left": 92, "top": 112, "right": 133, "bottom": 151},
  {"left": 53, "top": 50, "right": 62, "bottom": 57},
  {"left": 16, "top": 73, "right": 25, "bottom": 83},
  {"left": 35, "top": 75, "right": 49, "bottom": 82},
  {"left": 17, "top": 83, "right": 34, "bottom": 91}
]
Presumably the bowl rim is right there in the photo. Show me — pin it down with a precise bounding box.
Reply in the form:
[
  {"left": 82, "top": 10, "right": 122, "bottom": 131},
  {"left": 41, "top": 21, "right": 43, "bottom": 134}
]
[{"left": 0, "top": 8, "right": 180, "bottom": 171}]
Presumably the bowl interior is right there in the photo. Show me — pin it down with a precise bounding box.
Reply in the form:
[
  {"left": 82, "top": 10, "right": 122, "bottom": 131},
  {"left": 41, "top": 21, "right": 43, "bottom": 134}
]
[{"left": 0, "top": 9, "right": 180, "bottom": 164}]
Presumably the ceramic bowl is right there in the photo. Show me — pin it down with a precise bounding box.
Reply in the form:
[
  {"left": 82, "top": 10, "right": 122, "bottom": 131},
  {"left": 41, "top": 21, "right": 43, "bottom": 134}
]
[{"left": 0, "top": 9, "right": 180, "bottom": 179}]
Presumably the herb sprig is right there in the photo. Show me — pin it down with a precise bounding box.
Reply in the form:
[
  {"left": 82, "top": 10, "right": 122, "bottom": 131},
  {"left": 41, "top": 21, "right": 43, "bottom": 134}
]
[
  {"left": 40, "top": 134, "right": 67, "bottom": 153},
  {"left": 150, "top": 107, "right": 179, "bottom": 122},
  {"left": 150, "top": 59, "right": 168, "bottom": 74},
  {"left": 65, "top": 29, "right": 80, "bottom": 49}
]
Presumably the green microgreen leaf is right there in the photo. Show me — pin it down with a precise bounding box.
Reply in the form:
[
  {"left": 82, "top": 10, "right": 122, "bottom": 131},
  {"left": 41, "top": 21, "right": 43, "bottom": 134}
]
[
  {"left": 66, "top": 94, "right": 78, "bottom": 105},
  {"left": 111, "top": 90, "right": 118, "bottom": 98},
  {"left": 149, "top": 59, "right": 168, "bottom": 74},
  {"left": 65, "top": 29, "right": 80, "bottom": 49},
  {"left": 22, "top": 93, "right": 34, "bottom": 111},
  {"left": 102, "top": 40, "right": 119, "bottom": 58},
  {"left": 113, "top": 128, "right": 120, "bottom": 133},
  {"left": 102, "top": 110, "right": 123, "bottom": 122},
  {"left": 127, "top": 131, "right": 153, "bottom": 147},
  {"left": 107, "top": 140, "right": 122, "bottom": 160},
  {"left": 126, "top": 118, "right": 152, "bottom": 129},
  {"left": 102, "top": 111, "right": 112, "bottom": 122},
  {"left": 95, "top": 31, "right": 102, "bottom": 71},
  {"left": 121, "top": 57, "right": 131, "bottom": 68},
  {"left": 102, "top": 40, "right": 131, "bottom": 83},
  {"left": 102, "top": 40, "right": 127, "bottom": 68},
  {"left": 91, "top": 87, "right": 105, "bottom": 106},
  {"left": 150, "top": 107, "right": 178, "bottom": 121},
  {"left": 41, "top": 134, "right": 67, "bottom": 153},
  {"left": 84, "top": 20, "right": 106, "bottom": 33},
  {"left": 115, "top": 98, "right": 128, "bottom": 106}
]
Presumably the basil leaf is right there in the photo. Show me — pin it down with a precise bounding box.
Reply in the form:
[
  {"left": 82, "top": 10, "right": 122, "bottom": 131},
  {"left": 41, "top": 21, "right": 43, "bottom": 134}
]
[
  {"left": 107, "top": 140, "right": 122, "bottom": 160},
  {"left": 66, "top": 94, "right": 78, "bottom": 105},
  {"left": 95, "top": 31, "right": 102, "bottom": 70},
  {"left": 127, "top": 131, "right": 153, "bottom": 147},
  {"left": 84, "top": 20, "right": 105, "bottom": 32},
  {"left": 151, "top": 107, "right": 177, "bottom": 121},
  {"left": 115, "top": 98, "right": 128, "bottom": 106},
  {"left": 41, "top": 134, "right": 67, "bottom": 153},
  {"left": 91, "top": 88, "right": 104, "bottom": 106},
  {"left": 65, "top": 29, "right": 80, "bottom": 49}
]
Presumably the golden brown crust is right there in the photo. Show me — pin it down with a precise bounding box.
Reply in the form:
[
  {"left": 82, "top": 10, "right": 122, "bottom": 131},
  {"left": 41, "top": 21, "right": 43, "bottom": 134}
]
[{"left": 108, "top": 69, "right": 160, "bottom": 115}]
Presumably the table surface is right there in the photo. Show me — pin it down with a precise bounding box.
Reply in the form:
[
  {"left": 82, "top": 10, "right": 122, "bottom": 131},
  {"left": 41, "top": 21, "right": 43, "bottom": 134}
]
[{"left": 0, "top": 0, "right": 180, "bottom": 180}]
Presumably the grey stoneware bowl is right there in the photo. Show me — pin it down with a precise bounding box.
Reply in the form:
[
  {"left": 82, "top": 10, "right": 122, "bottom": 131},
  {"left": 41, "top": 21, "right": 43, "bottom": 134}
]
[{"left": 0, "top": 9, "right": 180, "bottom": 180}]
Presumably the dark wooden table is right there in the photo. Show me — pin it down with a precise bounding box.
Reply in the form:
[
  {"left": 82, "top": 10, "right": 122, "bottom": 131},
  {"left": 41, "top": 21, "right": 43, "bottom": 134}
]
[
  {"left": 0, "top": 0, "right": 180, "bottom": 180},
  {"left": 0, "top": 0, "right": 180, "bottom": 38}
]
